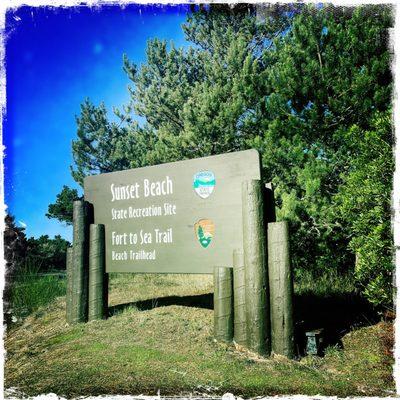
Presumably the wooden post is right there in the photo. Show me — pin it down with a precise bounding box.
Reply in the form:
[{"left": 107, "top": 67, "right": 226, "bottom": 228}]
[
  {"left": 242, "top": 180, "right": 271, "bottom": 356},
  {"left": 88, "top": 224, "right": 106, "bottom": 321},
  {"left": 66, "top": 247, "right": 73, "bottom": 324},
  {"left": 213, "top": 267, "right": 233, "bottom": 342},
  {"left": 103, "top": 272, "right": 109, "bottom": 319},
  {"left": 268, "top": 221, "right": 294, "bottom": 358},
  {"left": 233, "top": 250, "right": 247, "bottom": 346},
  {"left": 71, "top": 200, "right": 92, "bottom": 324}
]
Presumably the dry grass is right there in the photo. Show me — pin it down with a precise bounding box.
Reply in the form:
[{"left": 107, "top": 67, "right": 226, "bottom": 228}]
[
  {"left": 108, "top": 273, "right": 213, "bottom": 306},
  {"left": 4, "top": 274, "right": 395, "bottom": 398}
]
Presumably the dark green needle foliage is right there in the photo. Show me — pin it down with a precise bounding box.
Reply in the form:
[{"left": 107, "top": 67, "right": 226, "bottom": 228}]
[{"left": 46, "top": 185, "right": 81, "bottom": 225}]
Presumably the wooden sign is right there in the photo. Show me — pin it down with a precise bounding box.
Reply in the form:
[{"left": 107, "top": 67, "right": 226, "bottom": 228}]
[{"left": 84, "top": 149, "right": 261, "bottom": 273}]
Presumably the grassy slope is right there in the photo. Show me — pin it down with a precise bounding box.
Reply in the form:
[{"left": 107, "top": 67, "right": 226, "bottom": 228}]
[{"left": 5, "top": 274, "right": 395, "bottom": 398}]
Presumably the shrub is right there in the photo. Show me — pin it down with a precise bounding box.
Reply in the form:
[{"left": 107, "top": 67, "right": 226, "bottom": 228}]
[{"left": 332, "top": 111, "right": 393, "bottom": 308}]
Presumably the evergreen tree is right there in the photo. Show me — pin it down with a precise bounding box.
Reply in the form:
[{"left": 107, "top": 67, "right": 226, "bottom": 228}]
[
  {"left": 27, "top": 235, "right": 71, "bottom": 271},
  {"left": 4, "top": 214, "right": 29, "bottom": 309},
  {"left": 4, "top": 214, "right": 28, "bottom": 274},
  {"left": 46, "top": 185, "right": 81, "bottom": 225},
  {"left": 251, "top": 5, "right": 392, "bottom": 277}
]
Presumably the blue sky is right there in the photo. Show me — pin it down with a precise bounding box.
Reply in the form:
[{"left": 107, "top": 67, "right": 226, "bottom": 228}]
[{"left": 4, "top": 4, "right": 191, "bottom": 242}]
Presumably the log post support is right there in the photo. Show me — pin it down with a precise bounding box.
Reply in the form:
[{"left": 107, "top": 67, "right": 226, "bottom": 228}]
[
  {"left": 233, "top": 250, "right": 246, "bottom": 346},
  {"left": 213, "top": 266, "right": 233, "bottom": 342},
  {"left": 242, "top": 180, "right": 271, "bottom": 356},
  {"left": 66, "top": 247, "right": 73, "bottom": 324},
  {"left": 71, "top": 200, "right": 92, "bottom": 324},
  {"left": 268, "top": 221, "right": 294, "bottom": 358},
  {"left": 88, "top": 224, "right": 107, "bottom": 321}
]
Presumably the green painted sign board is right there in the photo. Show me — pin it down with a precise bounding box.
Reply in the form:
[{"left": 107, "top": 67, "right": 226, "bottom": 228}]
[{"left": 84, "top": 149, "right": 261, "bottom": 273}]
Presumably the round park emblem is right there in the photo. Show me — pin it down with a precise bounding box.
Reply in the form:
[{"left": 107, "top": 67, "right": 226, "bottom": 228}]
[
  {"left": 193, "top": 171, "right": 215, "bottom": 199},
  {"left": 194, "top": 219, "right": 215, "bottom": 248}
]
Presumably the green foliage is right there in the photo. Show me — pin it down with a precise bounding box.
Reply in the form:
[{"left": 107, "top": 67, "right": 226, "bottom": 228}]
[
  {"left": 52, "top": 4, "right": 393, "bottom": 307},
  {"left": 27, "top": 234, "right": 71, "bottom": 271},
  {"left": 69, "top": 5, "right": 298, "bottom": 174},
  {"left": 254, "top": 5, "right": 392, "bottom": 278},
  {"left": 332, "top": 111, "right": 393, "bottom": 308},
  {"left": 46, "top": 185, "right": 81, "bottom": 225},
  {"left": 7, "top": 256, "right": 66, "bottom": 321},
  {"left": 294, "top": 269, "right": 356, "bottom": 298},
  {"left": 4, "top": 214, "right": 29, "bottom": 310},
  {"left": 4, "top": 213, "right": 70, "bottom": 320},
  {"left": 70, "top": 100, "right": 158, "bottom": 185}
]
